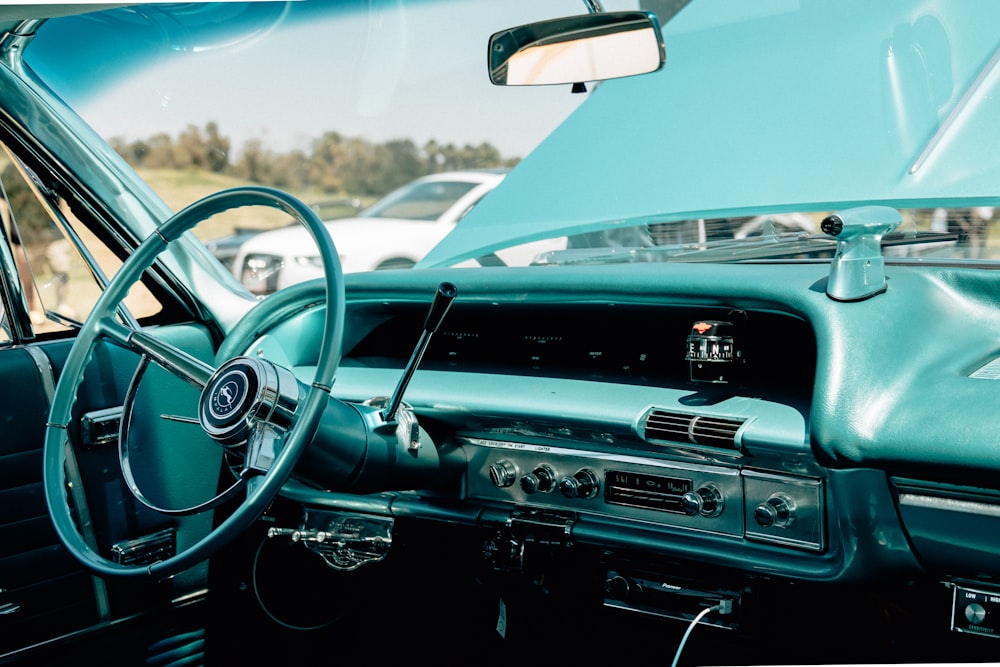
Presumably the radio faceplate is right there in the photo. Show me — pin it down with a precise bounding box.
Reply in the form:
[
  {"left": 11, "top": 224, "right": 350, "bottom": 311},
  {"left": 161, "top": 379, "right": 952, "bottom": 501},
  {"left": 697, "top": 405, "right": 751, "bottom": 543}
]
[
  {"left": 463, "top": 437, "right": 744, "bottom": 537},
  {"left": 462, "top": 437, "right": 825, "bottom": 551}
]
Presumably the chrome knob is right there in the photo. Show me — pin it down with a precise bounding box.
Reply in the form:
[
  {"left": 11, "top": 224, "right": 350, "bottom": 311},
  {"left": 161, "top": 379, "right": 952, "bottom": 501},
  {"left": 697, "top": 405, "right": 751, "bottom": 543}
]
[
  {"left": 559, "top": 468, "right": 600, "bottom": 499},
  {"left": 488, "top": 460, "right": 518, "bottom": 488},
  {"left": 681, "top": 491, "right": 703, "bottom": 516},
  {"left": 520, "top": 465, "right": 555, "bottom": 494},
  {"left": 754, "top": 493, "right": 796, "bottom": 528},
  {"left": 696, "top": 485, "right": 723, "bottom": 517},
  {"left": 681, "top": 485, "right": 724, "bottom": 517}
]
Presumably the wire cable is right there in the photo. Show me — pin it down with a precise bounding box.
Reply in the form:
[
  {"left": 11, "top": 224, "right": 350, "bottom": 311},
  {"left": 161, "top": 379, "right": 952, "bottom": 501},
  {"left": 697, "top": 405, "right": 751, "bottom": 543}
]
[{"left": 670, "top": 604, "right": 722, "bottom": 667}]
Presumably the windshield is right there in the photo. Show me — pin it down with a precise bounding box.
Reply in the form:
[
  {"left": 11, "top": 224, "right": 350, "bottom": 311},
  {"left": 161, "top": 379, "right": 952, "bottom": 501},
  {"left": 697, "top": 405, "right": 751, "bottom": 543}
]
[{"left": 22, "top": 0, "right": 1000, "bottom": 275}]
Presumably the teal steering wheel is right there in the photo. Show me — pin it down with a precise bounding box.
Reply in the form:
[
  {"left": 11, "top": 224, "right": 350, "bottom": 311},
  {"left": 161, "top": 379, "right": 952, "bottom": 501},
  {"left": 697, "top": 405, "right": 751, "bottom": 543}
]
[{"left": 43, "top": 187, "right": 344, "bottom": 578}]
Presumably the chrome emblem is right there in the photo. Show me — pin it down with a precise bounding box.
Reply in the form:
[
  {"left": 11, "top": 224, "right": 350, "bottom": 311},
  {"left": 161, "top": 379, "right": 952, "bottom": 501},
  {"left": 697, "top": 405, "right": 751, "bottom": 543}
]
[
  {"left": 217, "top": 381, "right": 239, "bottom": 412},
  {"left": 209, "top": 369, "right": 249, "bottom": 421}
]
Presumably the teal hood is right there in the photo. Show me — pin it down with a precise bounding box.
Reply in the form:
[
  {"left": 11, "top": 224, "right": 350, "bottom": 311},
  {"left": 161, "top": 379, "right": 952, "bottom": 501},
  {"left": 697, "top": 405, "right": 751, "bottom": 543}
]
[{"left": 421, "top": 0, "right": 1000, "bottom": 267}]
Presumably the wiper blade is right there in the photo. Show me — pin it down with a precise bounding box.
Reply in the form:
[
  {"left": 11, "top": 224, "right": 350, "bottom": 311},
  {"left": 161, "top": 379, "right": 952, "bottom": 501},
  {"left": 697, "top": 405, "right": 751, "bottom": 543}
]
[{"left": 535, "top": 231, "right": 959, "bottom": 266}]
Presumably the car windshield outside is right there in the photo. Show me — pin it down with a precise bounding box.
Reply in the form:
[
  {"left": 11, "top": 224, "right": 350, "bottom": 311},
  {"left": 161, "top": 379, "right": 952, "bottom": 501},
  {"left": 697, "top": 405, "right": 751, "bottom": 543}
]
[{"left": 8, "top": 2, "right": 1000, "bottom": 666}]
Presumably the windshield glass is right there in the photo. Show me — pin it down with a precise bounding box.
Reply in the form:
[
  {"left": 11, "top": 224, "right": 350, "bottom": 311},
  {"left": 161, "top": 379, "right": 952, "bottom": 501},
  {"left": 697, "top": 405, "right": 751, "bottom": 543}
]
[
  {"left": 22, "top": 0, "right": 1000, "bottom": 277},
  {"left": 24, "top": 1, "right": 586, "bottom": 245}
]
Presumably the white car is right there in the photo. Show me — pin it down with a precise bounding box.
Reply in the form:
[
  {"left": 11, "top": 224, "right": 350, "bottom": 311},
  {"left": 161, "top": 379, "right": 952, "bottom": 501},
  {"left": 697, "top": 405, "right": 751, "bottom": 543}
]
[{"left": 231, "top": 169, "right": 507, "bottom": 294}]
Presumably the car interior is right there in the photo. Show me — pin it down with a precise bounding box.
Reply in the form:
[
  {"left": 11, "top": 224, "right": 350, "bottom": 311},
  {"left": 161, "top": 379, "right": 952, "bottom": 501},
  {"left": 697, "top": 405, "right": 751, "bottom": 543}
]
[{"left": 3, "top": 3, "right": 1000, "bottom": 666}]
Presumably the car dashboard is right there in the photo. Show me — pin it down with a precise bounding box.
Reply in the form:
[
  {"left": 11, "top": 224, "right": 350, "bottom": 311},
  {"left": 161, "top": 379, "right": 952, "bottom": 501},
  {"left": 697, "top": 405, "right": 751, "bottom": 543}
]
[{"left": 238, "top": 259, "right": 1000, "bottom": 660}]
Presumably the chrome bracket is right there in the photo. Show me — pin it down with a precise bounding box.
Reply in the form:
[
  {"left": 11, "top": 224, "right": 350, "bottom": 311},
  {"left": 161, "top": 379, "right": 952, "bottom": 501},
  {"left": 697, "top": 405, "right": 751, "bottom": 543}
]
[{"left": 268, "top": 510, "right": 393, "bottom": 571}]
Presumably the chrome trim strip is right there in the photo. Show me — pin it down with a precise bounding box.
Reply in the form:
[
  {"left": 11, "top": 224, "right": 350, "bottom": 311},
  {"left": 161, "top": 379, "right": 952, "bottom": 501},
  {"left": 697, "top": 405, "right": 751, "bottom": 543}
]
[
  {"left": 23, "top": 345, "right": 53, "bottom": 400},
  {"left": 898, "top": 492, "right": 1000, "bottom": 518}
]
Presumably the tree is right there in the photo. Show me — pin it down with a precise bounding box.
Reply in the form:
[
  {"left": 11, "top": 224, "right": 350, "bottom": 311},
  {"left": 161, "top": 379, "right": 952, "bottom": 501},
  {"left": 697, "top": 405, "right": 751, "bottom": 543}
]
[
  {"left": 108, "top": 123, "right": 520, "bottom": 195},
  {"left": 143, "top": 132, "right": 178, "bottom": 169},
  {"left": 307, "top": 131, "right": 347, "bottom": 193},
  {"left": 234, "top": 139, "right": 268, "bottom": 183},
  {"left": 203, "top": 122, "right": 231, "bottom": 173}
]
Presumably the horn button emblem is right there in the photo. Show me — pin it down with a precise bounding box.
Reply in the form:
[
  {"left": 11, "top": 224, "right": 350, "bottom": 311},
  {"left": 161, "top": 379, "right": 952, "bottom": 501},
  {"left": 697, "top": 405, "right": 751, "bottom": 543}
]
[
  {"left": 211, "top": 375, "right": 248, "bottom": 419},
  {"left": 200, "top": 360, "right": 261, "bottom": 445},
  {"left": 199, "top": 357, "right": 300, "bottom": 447}
]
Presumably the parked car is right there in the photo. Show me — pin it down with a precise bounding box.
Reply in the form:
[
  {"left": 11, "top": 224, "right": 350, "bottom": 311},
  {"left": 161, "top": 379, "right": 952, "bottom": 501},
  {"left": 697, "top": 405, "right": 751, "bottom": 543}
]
[
  {"left": 5, "top": 2, "right": 1000, "bottom": 666},
  {"left": 205, "top": 198, "right": 362, "bottom": 273},
  {"left": 231, "top": 170, "right": 508, "bottom": 294}
]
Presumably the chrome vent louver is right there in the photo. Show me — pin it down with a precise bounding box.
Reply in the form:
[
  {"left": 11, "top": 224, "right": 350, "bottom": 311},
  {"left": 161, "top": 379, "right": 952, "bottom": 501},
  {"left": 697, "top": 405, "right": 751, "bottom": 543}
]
[{"left": 642, "top": 409, "right": 745, "bottom": 451}]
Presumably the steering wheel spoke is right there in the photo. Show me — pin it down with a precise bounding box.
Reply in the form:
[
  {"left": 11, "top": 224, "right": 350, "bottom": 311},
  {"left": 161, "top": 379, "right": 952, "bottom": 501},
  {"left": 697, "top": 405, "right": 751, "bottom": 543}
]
[{"left": 127, "top": 328, "right": 215, "bottom": 389}]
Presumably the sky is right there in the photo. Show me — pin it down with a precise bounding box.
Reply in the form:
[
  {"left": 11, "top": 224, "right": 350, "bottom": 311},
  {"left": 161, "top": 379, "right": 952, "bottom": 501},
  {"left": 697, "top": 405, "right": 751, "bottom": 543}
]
[{"left": 30, "top": 0, "right": 641, "bottom": 161}]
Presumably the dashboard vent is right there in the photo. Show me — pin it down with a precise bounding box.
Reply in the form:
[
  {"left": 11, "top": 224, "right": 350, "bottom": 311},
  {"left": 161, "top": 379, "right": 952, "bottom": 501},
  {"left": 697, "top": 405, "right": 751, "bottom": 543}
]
[{"left": 642, "top": 409, "right": 745, "bottom": 451}]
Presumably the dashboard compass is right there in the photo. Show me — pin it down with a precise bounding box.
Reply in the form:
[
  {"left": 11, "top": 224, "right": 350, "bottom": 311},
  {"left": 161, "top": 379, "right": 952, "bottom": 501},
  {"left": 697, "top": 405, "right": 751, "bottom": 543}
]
[{"left": 685, "top": 319, "right": 742, "bottom": 383}]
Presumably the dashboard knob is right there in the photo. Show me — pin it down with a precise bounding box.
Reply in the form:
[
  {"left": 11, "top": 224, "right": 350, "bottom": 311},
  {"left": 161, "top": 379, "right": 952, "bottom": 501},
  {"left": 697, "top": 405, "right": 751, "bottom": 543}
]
[
  {"left": 754, "top": 493, "right": 796, "bottom": 528},
  {"left": 559, "top": 468, "right": 600, "bottom": 499},
  {"left": 681, "top": 485, "right": 724, "bottom": 517},
  {"left": 488, "top": 460, "right": 518, "bottom": 488},
  {"left": 681, "top": 491, "right": 703, "bottom": 515},
  {"left": 520, "top": 465, "right": 555, "bottom": 494},
  {"left": 696, "top": 485, "right": 724, "bottom": 517}
]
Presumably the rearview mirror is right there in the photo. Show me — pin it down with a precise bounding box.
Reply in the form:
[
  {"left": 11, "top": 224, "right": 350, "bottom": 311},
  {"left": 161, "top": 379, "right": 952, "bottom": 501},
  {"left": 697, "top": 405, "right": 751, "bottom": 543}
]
[{"left": 488, "top": 11, "right": 665, "bottom": 86}]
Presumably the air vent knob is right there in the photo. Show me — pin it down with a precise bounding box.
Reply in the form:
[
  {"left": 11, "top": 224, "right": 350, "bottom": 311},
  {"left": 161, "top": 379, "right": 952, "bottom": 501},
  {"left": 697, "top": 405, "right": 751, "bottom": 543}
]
[
  {"left": 559, "top": 468, "right": 600, "bottom": 499},
  {"left": 754, "top": 493, "right": 796, "bottom": 528},
  {"left": 521, "top": 465, "right": 555, "bottom": 494},
  {"left": 488, "top": 460, "right": 518, "bottom": 488}
]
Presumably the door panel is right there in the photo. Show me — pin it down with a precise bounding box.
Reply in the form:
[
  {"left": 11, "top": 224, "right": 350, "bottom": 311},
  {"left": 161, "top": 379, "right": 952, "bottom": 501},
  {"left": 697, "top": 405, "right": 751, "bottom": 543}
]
[
  {"left": 0, "top": 343, "right": 101, "bottom": 656},
  {"left": 1, "top": 322, "right": 219, "bottom": 659}
]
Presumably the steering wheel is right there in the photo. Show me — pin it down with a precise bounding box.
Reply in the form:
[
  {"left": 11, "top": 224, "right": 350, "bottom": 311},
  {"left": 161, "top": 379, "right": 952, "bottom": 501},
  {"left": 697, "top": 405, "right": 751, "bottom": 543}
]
[{"left": 43, "top": 187, "right": 344, "bottom": 578}]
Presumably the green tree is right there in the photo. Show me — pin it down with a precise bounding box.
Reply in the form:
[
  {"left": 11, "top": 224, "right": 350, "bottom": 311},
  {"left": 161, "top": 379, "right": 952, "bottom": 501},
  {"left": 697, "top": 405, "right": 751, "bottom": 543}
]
[
  {"left": 203, "top": 122, "right": 231, "bottom": 173},
  {"left": 143, "top": 132, "right": 177, "bottom": 169},
  {"left": 308, "top": 131, "right": 347, "bottom": 193}
]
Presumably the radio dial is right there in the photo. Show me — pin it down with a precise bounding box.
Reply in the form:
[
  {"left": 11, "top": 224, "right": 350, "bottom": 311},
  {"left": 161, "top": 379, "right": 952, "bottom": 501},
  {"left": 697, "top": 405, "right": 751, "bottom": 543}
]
[
  {"left": 488, "top": 460, "right": 517, "bottom": 488},
  {"left": 521, "top": 465, "right": 555, "bottom": 494},
  {"left": 681, "top": 485, "right": 724, "bottom": 517},
  {"left": 559, "top": 468, "right": 600, "bottom": 499},
  {"left": 681, "top": 491, "right": 702, "bottom": 516}
]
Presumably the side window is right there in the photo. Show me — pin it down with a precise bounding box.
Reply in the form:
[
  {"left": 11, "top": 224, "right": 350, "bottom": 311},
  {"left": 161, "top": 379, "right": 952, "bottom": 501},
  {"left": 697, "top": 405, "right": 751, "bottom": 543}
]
[{"left": 0, "top": 151, "right": 163, "bottom": 340}]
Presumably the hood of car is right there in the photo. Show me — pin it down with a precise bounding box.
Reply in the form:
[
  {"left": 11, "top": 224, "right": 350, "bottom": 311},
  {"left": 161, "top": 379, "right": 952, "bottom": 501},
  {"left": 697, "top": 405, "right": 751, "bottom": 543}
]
[{"left": 422, "top": 0, "right": 1000, "bottom": 267}]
